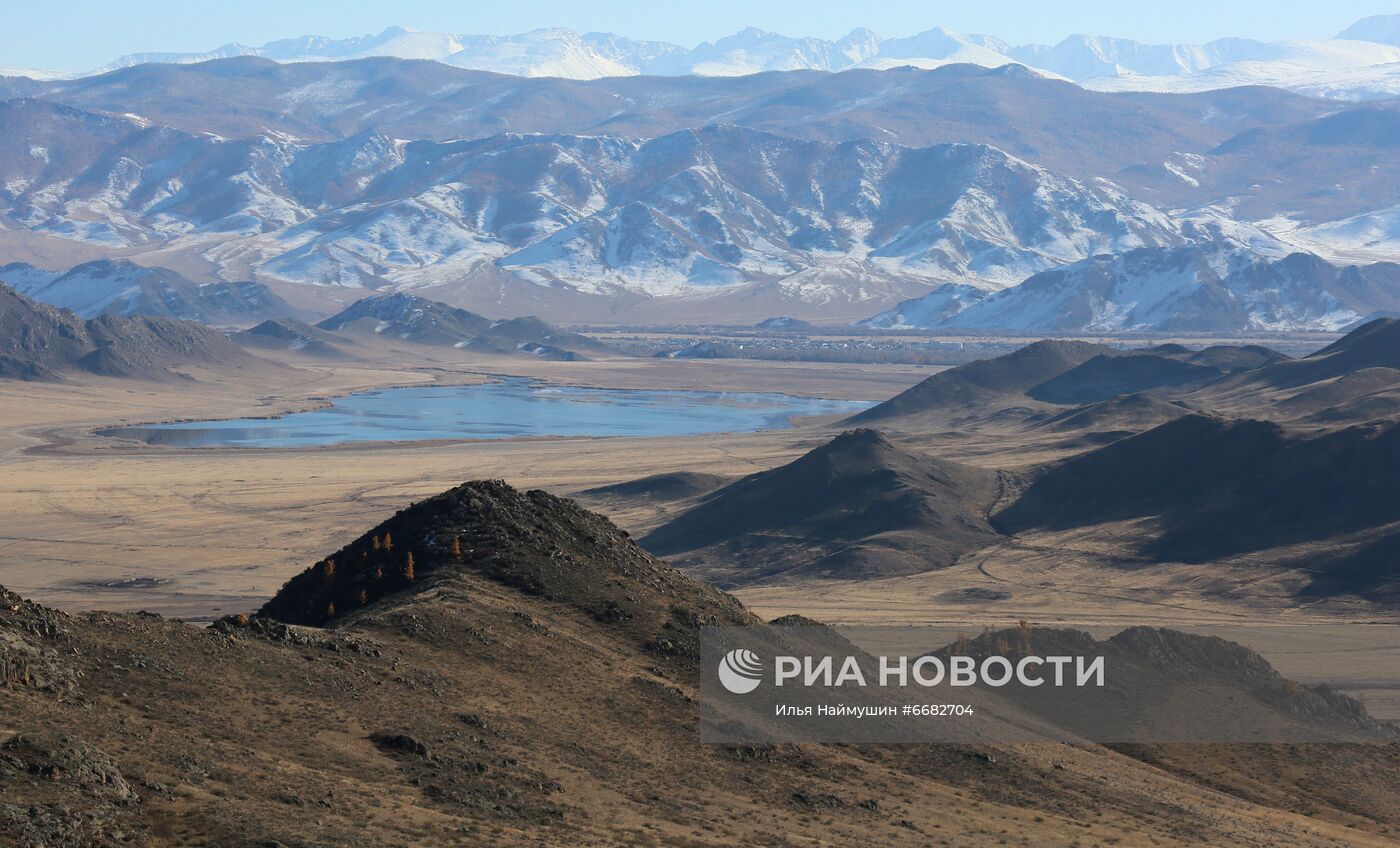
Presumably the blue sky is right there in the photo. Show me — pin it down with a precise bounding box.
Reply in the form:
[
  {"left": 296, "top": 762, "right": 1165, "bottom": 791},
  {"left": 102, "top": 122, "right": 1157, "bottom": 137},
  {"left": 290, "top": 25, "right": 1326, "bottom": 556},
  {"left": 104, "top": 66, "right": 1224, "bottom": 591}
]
[{"left": 3, "top": 0, "right": 1396, "bottom": 71}]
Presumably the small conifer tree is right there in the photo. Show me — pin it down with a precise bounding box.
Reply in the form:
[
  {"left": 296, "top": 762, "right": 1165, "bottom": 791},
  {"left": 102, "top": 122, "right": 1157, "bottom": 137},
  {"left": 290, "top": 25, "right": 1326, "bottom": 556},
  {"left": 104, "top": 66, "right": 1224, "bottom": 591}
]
[
  {"left": 451, "top": 535, "right": 463, "bottom": 559},
  {"left": 326, "top": 602, "right": 336, "bottom": 619},
  {"left": 404, "top": 552, "right": 415, "bottom": 582},
  {"left": 384, "top": 533, "right": 394, "bottom": 553}
]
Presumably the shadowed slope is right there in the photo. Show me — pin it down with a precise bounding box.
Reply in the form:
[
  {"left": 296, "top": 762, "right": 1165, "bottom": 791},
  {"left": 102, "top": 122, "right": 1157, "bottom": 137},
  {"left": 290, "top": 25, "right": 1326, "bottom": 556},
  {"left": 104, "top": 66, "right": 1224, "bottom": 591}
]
[
  {"left": 848, "top": 339, "right": 1111, "bottom": 425},
  {"left": 641, "top": 429, "right": 1003, "bottom": 585},
  {"left": 996, "top": 413, "right": 1400, "bottom": 580},
  {"left": 581, "top": 471, "right": 735, "bottom": 501},
  {"left": 1036, "top": 392, "right": 1192, "bottom": 434},
  {"left": 233, "top": 318, "right": 358, "bottom": 358},
  {"left": 0, "top": 282, "right": 267, "bottom": 381},
  {"left": 848, "top": 338, "right": 1282, "bottom": 430},
  {"left": 1027, "top": 343, "right": 1284, "bottom": 405},
  {"left": 260, "top": 480, "right": 752, "bottom": 637},
  {"left": 1209, "top": 317, "right": 1400, "bottom": 395}
]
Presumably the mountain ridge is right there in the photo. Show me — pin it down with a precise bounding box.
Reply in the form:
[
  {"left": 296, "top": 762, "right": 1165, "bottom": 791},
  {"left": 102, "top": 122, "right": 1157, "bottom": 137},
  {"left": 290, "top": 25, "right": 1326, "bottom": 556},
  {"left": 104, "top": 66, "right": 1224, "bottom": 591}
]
[
  {"left": 640, "top": 428, "right": 1003, "bottom": 584},
  {"left": 862, "top": 243, "right": 1400, "bottom": 333},
  {"left": 0, "top": 281, "right": 269, "bottom": 380},
  {"left": 0, "top": 100, "right": 1196, "bottom": 318},
  {"left": 17, "top": 19, "right": 1400, "bottom": 101},
  {"left": 0, "top": 259, "right": 299, "bottom": 325}
]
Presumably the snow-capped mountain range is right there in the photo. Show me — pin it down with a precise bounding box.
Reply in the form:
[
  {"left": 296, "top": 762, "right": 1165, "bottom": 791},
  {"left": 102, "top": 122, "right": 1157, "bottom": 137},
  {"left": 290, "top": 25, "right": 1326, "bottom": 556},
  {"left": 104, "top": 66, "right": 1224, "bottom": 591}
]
[
  {"left": 0, "top": 99, "right": 1188, "bottom": 313},
  {"left": 862, "top": 243, "right": 1400, "bottom": 333},
  {"left": 13, "top": 15, "right": 1400, "bottom": 102},
  {"left": 2, "top": 17, "right": 1400, "bottom": 331}
]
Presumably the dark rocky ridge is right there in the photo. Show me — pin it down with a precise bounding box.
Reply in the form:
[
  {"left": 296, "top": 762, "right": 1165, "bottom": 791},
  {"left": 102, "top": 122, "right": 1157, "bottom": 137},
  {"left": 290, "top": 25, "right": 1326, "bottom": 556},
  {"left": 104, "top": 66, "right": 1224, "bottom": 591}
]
[
  {"left": 641, "top": 429, "right": 1003, "bottom": 584},
  {"left": 1027, "top": 344, "right": 1285, "bottom": 405},
  {"left": 5, "top": 483, "right": 1400, "bottom": 844},
  {"left": 849, "top": 339, "right": 1112, "bottom": 423},
  {"left": 1231, "top": 316, "right": 1400, "bottom": 390},
  {"left": 932, "top": 625, "right": 1394, "bottom": 742},
  {"left": 0, "top": 282, "right": 267, "bottom": 381},
  {"left": 315, "top": 293, "right": 611, "bottom": 358},
  {"left": 260, "top": 480, "right": 754, "bottom": 646},
  {"left": 995, "top": 413, "right": 1400, "bottom": 590},
  {"left": 232, "top": 317, "right": 356, "bottom": 357},
  {"left": 852, "top": 339, "right": 1291, "bottom": 429}
]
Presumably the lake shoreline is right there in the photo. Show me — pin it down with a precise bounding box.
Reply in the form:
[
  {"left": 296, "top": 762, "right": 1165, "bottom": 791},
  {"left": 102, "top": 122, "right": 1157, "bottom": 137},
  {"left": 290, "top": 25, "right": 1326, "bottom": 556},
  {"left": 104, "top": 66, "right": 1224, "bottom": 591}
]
[{"left": 95, "top": 378, "right": 877, "bottom": 449}]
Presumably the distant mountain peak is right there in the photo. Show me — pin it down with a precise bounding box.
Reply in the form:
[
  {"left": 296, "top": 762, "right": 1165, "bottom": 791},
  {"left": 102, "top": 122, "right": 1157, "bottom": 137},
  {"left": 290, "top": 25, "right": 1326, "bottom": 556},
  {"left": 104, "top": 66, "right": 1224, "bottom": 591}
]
[
  {"left": 35, "top": 19, "right": 1395, "bottom": 101},
  {"left": 1338, "top": 13, "right": 1400, "bottom": 47}
]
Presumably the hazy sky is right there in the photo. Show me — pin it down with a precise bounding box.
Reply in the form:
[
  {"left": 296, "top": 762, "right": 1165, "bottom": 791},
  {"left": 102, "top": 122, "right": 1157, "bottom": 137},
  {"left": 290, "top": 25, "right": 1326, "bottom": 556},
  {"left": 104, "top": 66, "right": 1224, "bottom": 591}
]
[{"left": 3, "top": 0, "right": 1396, "bottom": 71}]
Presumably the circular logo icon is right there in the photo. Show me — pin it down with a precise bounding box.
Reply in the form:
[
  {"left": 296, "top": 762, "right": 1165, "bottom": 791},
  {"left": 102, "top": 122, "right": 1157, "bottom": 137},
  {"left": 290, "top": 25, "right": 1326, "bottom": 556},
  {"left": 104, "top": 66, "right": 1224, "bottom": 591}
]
[{"left": 718, "top": 648, "right": 763, "bottom": 694}]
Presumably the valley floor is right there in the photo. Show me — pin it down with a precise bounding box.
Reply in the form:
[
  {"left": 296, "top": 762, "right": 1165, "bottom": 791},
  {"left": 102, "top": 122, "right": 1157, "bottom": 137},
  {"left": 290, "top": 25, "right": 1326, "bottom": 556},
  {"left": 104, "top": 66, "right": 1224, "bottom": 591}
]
[
  {"left": 3, "top": 349, "right": 1397, "bottom": 720},
  {"left": 0, "top": 353, "right": 928, "bottom": 619}
]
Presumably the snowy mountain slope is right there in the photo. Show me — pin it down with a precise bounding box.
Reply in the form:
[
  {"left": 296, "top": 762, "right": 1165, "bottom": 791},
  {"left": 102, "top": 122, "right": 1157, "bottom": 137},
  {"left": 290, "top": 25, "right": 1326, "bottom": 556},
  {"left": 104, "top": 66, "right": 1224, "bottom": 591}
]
[
  {"left": 1078, "top": 40, "right": 1400, "bottom": 100},
  {"left": 95, "top": 27, "right": 682, "bottom": 80},
  {"left": 1258, "top": 205, "right": 1400, "bottom": 265},
  {"left": 646, "top": 26, "right": 1019, "bottom": 76},
  {"left": 0, "top": 103, "right": 1186, "bottom": 307},
  {"left": 25, "top": 18, "right": 1400, "bottom": 100},
  {"left": 3, "top": 62, "right": 1336, "bottom": 200},
  {"left": 861, "top": 243, "right": 1400, "bottom": 333},
  {"left": 3, "top": 54, "right": 1399, "bottom": 325},
  {"left": 0, "top": 259, "right": 297, "bottom": 324},
  {"left": 1007, "top": 35, "right": 1243, "bottom": 79},
  {"left": 273, "top": 129, "right": 1180, "bottom": 295},
  {"left": 315, "top": 291, "right": 490, "bottom": 342},
  {"left": 643, "top": 28, "right": 873, "bottom": 76},
  {"left": 0, "top": 67, "right": 76, "bottom": 81}
]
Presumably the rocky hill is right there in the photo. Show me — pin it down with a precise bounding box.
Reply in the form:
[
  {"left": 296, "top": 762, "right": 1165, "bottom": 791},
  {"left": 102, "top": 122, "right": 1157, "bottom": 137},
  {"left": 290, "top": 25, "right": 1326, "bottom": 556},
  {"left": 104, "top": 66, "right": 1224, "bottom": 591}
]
[
  {"left": 4, "top": 480, "right": 1398, "bottom": 845},
  {"left": 0, "top": 259, "right": 299, "bottom": 325},
  {"left": 994, "top": 413, "right": 1400, "bottom": 585},
  {"left": 641, "top": 429, "right": 1002, "bottom": 584},
  {"left": 314, "top": 292, "right": 492, "bottom": 342},
  {"left": 315, "top": 293, "right": 610, "bottom": 359},
  {"left": 848, "top": 339, "right": 1113, "bottom": 426},
  {"left": 259, "top": 480, "right": 751, "bottom": 635},
  {"left": 461, "top": 317, "right": 613, "bottom": 360},
  {"left": 847, "top": 336, "right": 1301, "bottom": 432},
  {"left": 232, "top": 318, "right": 357, "bottom": 358},
  {"left": 0, "top": 282, "right": 266, "bottom": 380}
]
